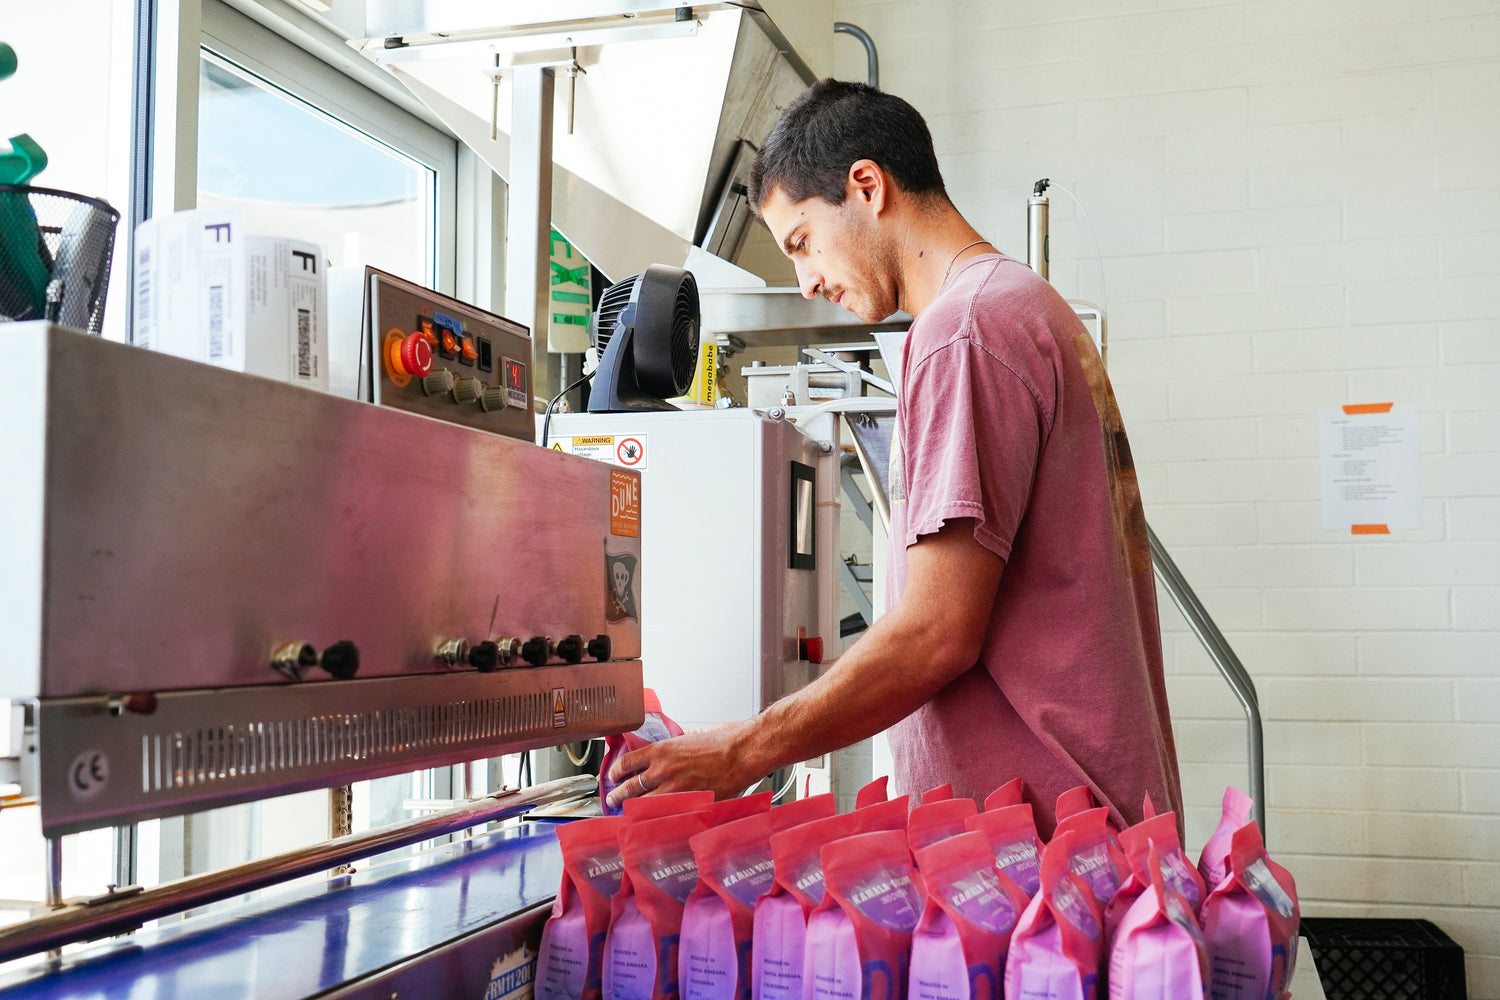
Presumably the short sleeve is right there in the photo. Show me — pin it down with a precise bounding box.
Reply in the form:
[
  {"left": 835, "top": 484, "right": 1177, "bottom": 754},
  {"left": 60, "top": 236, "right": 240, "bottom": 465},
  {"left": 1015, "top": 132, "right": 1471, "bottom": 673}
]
[{"left": 897, "top": 338, "right": 1046, "bottom": 561}]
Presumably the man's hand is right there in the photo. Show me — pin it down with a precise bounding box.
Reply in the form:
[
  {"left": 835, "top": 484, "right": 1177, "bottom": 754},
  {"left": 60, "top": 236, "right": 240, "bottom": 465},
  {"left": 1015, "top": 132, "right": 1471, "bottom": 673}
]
[
  {"left": 603, "top": 518, "right": 1003, "bottom": 808},
  {"left": 604, "top": 721, "right": 763, "bottom": 809}
]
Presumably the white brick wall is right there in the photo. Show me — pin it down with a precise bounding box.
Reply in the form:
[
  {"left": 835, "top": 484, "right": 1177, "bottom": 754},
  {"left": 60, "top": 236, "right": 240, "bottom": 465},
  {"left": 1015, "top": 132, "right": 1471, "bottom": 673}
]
[{"left": 835, "top": 0, "right": 1500, "bottom": 993}]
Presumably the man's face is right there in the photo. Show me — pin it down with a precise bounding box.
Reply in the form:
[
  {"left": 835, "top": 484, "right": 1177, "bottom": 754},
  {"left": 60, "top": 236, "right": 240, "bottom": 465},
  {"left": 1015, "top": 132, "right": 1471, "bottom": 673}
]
[{"left": 759, "top": 184, "right": 900, "bottom": 323}]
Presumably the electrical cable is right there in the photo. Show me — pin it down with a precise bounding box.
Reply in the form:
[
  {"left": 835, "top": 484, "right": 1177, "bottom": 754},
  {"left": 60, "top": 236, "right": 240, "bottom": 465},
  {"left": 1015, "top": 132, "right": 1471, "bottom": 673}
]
[
  {"left": 1047, "top": 182, "right": 1109, "bottom": 366},
  {"left": 563, "top": 740, "right": 594, "bottom": 767},
  {"left": 769, "top": 764, "right": 801, "bottom": 804},
  {"left": 539, "top": 369, "right": 597, "bottom": 449}
]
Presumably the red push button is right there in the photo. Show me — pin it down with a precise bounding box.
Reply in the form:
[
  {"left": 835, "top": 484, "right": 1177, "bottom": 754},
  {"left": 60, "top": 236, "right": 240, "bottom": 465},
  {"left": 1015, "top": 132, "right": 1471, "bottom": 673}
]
[
  {"left": 399, "top": 332, "right": 433, "bottom": 377},
  {"left": 800, "top": 635, "right": 824, "bottom": 664}
]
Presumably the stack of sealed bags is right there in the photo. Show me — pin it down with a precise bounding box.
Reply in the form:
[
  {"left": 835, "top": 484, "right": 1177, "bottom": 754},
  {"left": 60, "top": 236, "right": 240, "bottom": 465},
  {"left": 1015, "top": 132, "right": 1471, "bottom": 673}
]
[{"left": 536, "top": 779, "right": 1299, "bottom": 1000}]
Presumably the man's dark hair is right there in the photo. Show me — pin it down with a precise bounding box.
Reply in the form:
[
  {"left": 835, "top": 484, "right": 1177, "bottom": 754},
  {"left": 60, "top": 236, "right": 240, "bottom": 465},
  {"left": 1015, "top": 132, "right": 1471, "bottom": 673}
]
[{"left": 748, "top": 78, "right": 947, "bottom": 212}]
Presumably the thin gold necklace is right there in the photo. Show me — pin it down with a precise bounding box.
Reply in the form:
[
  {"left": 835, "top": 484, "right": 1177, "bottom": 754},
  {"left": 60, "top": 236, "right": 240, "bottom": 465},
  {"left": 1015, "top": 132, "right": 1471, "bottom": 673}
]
[{"left": 940, "top": 239, "right": 991, "bottom": 292}]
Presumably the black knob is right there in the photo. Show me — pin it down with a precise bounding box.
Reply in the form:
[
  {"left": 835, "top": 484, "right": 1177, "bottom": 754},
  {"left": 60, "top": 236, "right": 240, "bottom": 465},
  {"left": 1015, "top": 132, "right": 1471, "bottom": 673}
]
[
  {"left": 320, "top": 640, "right": 360, "bottom": 679},
  {"left": 587, "top": 634, "right": 612, "bottom": 661},
  {"left": 556, "top": 634, "right": 585, "bottom": 664},
  {"left": 520, "top": 636, "right": 552, "bottom": 667},
  {"left": 469, "top": 640, "right": 500, "bottom": 673}
]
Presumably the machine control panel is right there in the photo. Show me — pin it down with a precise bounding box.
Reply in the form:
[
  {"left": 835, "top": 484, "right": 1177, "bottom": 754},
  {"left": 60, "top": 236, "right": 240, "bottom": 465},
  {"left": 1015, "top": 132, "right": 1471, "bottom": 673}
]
[{"left": 365, "top": 268, "right": 536, "bottom": 441}]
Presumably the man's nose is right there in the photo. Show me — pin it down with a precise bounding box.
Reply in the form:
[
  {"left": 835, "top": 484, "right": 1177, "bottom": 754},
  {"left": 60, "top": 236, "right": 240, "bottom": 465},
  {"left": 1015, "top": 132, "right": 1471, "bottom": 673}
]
[{"left": 795, "top": 262, "right": 822, "bottom": 300}]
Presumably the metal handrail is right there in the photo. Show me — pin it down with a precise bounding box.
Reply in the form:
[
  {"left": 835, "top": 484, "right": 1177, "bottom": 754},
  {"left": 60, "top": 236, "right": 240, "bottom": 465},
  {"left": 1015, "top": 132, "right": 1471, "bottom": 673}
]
[
  {"left": 1147, "top": 524, "right": 1267, "bottom": 834},
  {"left": 0, "top": 775, "right": 595, "bottom": 965}
]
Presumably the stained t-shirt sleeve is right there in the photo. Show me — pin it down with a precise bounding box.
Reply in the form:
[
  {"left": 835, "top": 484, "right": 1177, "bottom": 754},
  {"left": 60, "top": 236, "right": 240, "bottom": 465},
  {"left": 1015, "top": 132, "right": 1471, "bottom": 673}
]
[{"left": 898, "top": 337, "right": 1047, "bottom": 562}]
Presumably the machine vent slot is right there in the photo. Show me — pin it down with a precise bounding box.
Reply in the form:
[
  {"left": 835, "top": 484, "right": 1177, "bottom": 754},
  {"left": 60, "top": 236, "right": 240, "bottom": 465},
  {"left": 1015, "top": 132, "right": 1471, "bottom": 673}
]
[{"left": 140, "top": 685, "right": 619, "bottom": 793}]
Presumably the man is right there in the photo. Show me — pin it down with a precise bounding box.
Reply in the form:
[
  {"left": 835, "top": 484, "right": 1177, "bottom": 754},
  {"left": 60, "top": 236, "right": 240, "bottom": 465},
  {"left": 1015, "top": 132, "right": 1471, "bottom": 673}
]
[{"left": 605, "top": 79, "right": 1182, "bottom": 837}]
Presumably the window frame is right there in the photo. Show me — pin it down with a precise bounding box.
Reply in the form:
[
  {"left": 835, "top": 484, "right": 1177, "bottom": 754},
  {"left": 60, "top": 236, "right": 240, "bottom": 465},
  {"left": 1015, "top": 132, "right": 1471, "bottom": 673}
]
[{"left": 197, "top": 0, "right": 459, "bottom": 291}]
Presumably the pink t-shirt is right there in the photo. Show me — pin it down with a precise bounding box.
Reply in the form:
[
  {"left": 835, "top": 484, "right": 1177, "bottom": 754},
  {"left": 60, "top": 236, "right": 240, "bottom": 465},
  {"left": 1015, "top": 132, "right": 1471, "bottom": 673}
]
[{"left": 885, "top": 253, "right": 1182, "bottom": 839}]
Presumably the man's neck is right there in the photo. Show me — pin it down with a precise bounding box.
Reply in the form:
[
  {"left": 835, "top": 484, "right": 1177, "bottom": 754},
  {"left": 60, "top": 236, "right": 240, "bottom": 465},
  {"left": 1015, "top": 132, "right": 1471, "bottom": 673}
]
[{"left": 895, "top": 203, "right": 993, "bottom": 317}]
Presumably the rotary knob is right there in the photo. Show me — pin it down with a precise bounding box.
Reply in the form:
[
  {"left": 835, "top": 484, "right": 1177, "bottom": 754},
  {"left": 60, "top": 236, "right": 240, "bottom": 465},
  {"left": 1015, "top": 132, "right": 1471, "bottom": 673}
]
[
  {"left": 586, "top": 634, "right": 612, "bottom": 662},
  {"left": 480, "top": 385, "right": 508, "bottom": 412},
  {"left": 520, "top": 636, "right": 553, "bottom": 667},
  {"left": 422, "top": 368, "right": 455, "bottom": 397},
  {"left": 454, "top": 377, "right": 483, "bottom": 404},
  {"left": 468, "top": 640, "right": 500, "bottom": 673},
  {"left": 320, "top": 640, "right": 361, "bottom": 680},
  {"left": 555, "top": 634, "right": 585, "bottom": 664}
]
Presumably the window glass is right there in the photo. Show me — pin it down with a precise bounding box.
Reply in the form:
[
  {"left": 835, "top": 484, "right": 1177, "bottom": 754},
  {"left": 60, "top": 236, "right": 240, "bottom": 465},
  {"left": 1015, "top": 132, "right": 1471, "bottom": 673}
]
[{"left": 197, "top": 50, "right": 435, "bottom": 285}]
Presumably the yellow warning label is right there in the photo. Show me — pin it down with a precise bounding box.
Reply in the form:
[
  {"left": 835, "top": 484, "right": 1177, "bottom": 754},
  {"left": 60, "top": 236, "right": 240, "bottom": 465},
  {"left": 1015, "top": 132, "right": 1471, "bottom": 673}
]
[
  {"left": 551, "top": 442, "right": 564, "bottom": 451},
  {"left": 551, "top": 687, "right": 566, "bottom": 728},
  {"left": 574, "top": 435, "right": 614, "bottom": 446}
]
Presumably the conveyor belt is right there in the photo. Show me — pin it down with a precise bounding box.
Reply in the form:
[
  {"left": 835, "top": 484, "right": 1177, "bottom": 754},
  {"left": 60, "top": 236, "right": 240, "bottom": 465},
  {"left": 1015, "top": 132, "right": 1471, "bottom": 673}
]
[{"left": 0, "top": 822, "right": 564, "bottom": 999}]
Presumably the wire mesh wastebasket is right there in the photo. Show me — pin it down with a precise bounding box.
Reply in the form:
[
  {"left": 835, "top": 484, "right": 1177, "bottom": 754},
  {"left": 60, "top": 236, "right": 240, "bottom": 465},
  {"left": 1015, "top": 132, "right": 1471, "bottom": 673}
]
[{"left": 0, "top": 185, "right": 120, "bottom": 334}]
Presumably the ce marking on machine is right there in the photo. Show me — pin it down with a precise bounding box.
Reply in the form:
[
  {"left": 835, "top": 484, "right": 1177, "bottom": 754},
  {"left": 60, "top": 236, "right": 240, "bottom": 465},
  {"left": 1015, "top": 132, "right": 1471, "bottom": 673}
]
[{"left": 67, "top": 750, "right": 110, "bottom": 800}]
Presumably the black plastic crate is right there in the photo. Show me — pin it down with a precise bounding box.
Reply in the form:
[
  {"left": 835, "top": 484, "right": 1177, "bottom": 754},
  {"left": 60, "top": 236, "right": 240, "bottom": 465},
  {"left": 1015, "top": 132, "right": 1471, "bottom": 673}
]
[{"left": 1301, "top": 918, "right": 1466, "bottom": 1000}]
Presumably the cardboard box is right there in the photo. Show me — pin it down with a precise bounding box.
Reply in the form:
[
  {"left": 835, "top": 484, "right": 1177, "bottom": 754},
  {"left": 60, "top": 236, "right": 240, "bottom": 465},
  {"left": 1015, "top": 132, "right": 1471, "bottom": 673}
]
[{"left": 133, "top": 209, "right": 328, "bottom": 391}]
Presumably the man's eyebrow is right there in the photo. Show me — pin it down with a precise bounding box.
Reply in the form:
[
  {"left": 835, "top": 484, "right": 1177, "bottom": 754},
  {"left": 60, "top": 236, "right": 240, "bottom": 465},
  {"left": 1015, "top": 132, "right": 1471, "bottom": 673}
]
[{"left": 781, "top": 227, "right": 801, "bottom": 256}]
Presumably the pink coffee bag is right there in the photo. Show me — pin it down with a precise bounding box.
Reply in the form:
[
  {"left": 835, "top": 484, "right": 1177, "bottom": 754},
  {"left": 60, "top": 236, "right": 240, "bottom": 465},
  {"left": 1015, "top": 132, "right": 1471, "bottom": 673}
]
[
  {"left": 1003, "top": 831, "right": 1105, "bottom": 1000},
  {"left": 1051, "top": 807, "right": 1129, "bottom": 908},
  {"left": 1107, "top": 844, "right": 1209, "bottom": 1000},
  {"left": 707, "top": 791, "right": 772, "bottom": 827},
  {"left": 965, "top": 803, "right": 1043, "bottom": 898},
  {"left": 923, "top": 783, "right": 955, "bottom": 805},
  {"left": 1055, "top": 786, "right": 1098, "bottom": 823},
  {"left": 909, "top": 831, "right": 1030, "bottom": 1000},
  {"left": 624, "top": 789, "right": 715, "bottom": 822},
  {"left": 858, "top": 776, "right": 891, "bottom": 809},
  {"left": 772, "top": 793, "right": 838, "bottom": 832},
  {"left": 909, "top": 798, "right": 980, "bottom": 855},
  {"left": 806, "top": 830, "right": 924, "bottom": 1000},
  {"left": 1105, "top": 811, "right": 1206, "bottom": 941},
  {"left": 1197, "top": 787, "right": 1254, "bottom": 892},
  {"left": 538, "top": 816, "right": 628, "bottom": 1000},
  {"left": 754, "top": 811, "right": 861, "bottom": 1000},
  {"left": 604, "top": 810, "right": 711, "bottom": 1000},
  {"left": 680, "top": 812, "right": 777, "bottom": 1000},
  {"left": 985, "top": 778, "right": 1025, "bottom": 812},
  {"left": 601, "top": 689, "right": 684, "bottom": 814},
  {"left": 1201, "top": 822, "right": 1299, "bottom": 1000}
]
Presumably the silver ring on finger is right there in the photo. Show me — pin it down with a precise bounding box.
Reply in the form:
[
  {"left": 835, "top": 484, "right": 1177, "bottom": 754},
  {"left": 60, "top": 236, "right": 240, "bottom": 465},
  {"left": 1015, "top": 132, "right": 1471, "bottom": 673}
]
[{"left": 636, "top": 772, "right": 650, "bottom": 794}]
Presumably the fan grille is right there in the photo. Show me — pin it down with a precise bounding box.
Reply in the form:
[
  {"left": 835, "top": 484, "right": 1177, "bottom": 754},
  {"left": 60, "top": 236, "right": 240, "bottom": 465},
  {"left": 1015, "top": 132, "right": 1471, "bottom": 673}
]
[
  {"left": 590, "top": 274, "right": 639, "bottom": 352},
  {"left": 670, "top": 278, "right": 700, "bottom": 388}
]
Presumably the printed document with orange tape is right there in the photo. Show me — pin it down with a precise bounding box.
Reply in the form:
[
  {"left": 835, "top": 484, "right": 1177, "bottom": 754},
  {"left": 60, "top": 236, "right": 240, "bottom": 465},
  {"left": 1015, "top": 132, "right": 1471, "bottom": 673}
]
[{"left": 1319, "top": 403, "right": 1421, "bottom": 533}]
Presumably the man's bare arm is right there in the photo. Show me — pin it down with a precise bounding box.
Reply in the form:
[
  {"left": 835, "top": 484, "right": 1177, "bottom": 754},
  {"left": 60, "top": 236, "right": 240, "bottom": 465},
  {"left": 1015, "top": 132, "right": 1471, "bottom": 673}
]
[{"left": 605, "top": 518, "right": 1004, "bottom": 806}]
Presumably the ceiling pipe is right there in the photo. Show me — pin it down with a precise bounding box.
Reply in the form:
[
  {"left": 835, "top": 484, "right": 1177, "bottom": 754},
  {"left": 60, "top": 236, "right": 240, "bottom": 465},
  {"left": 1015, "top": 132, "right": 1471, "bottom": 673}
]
[{"left": 834, "top": 22, "right": 878, "bottom": 88}]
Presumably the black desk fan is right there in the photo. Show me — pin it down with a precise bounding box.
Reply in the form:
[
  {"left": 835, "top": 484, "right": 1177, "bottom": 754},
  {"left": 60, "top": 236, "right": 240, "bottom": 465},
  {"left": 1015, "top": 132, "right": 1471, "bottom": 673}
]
[{"left": 587, "top": 263, "right": 700, "bottom": 412}]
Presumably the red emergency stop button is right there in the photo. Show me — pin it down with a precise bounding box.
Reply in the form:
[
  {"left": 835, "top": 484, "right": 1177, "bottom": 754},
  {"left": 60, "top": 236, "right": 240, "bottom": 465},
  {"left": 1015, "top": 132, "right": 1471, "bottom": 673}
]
[
  {"left": 399, "top": 332, "right": 433, "bottom": 377},
  {"left": 799, "top": 635, "right": 824, "bottom": 664}
]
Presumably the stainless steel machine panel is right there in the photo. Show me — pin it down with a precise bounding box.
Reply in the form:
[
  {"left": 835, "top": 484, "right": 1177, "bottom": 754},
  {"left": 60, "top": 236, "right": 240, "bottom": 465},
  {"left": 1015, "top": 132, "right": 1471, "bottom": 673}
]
[
  {"left": 1, "top": 324, "right": 641, "bottom": 700},
  {"left": 365, "top": 268, "right": 537, "bottom": 441},
  {"left": 29, "top": 664, "right": 641, "bottom": 836}
]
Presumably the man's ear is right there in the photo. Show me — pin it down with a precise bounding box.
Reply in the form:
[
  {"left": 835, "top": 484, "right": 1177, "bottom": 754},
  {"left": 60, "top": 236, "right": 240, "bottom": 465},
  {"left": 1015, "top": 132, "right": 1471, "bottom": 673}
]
[{"left": 847, "top": 159, "right": 887, "bottom": 214}]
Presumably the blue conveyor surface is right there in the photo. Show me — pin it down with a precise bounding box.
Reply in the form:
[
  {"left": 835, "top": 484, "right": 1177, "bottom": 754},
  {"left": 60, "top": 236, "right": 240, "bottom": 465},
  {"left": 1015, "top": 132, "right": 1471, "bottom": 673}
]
[{"left": 0, "top": 822, "right": 563, "bottom": 999}]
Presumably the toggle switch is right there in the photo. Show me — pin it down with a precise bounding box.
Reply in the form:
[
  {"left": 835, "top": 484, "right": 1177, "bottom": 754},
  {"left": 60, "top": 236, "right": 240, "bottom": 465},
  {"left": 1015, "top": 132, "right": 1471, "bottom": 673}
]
[
  {"left": 320, "top": 640, "right": 361, "bottom": 679},
  {"left": 520, "top": 636, "right": 553, "bottom": 667},
  {"left": 555, "top": 634, "right": 585, "bottom": 664},
  {"left": 272, "top": 641, "right": 319, "bottom": 681},
  {"left": 587, "top": 634, "right": 612, "bottom": 662}
]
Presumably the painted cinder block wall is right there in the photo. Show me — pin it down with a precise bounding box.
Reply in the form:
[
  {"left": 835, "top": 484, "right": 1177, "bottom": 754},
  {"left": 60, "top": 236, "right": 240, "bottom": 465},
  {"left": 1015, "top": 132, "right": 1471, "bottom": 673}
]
[{"left": 832, "top": 0, "right": 1500, "bottom": 994}]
